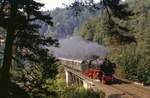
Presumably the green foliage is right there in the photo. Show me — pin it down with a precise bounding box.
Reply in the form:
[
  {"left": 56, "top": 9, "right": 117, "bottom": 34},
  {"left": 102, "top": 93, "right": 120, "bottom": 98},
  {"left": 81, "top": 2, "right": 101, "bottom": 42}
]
[
  {"left": 44, "top": 76, "right": 105, "bottom": 98},
  {"left": 59, "top": 87, "right": 104, "bottom": 98},
  {"left": 49, "top": 8, "right": 100, "bottom": 38},
  {"left": 80, "top": 17, "right": 97, "bottom": 41},
  {"left": 80, "top": 0, "right": 150, "bottom": 85},
  {"left": 80, "top": 16, "right": 107, "bottom": 44},
  {"left": 0, "top": 0, "right": 58, "bottom": 97},
  {"left": 10, "top": 62, "right": 59, "bottom": 98},
  {"left": 111, "top": 0, "right": 150, "bottom": 83},
  {"left": 80, "top": 0, "right": 136, "bottom": 45},
  {"left": 11, "top": 63, "right": 106, "bottom": 98}
]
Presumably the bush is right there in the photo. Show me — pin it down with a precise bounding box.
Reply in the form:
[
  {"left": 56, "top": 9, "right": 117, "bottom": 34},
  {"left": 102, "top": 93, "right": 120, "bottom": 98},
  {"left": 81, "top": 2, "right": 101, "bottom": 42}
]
[
  {"left": 109, "top": 44, "right": 150, "bottom": 85},
  {"left": 59, "top": 86, "right": 105, "bottom": 98},
  {"left": 46, "top": 76, "right": 105, "bottom": 98}
]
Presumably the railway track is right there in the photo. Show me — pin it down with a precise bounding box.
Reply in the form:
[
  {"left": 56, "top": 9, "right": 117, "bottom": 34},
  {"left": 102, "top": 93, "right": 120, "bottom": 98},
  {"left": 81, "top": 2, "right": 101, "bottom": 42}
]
[
  {"left": 110, "top": 83, "right": 150, "bottom": 98},
  {"left": 85, "top": 76, "right": 150, "bottom": 98},
  {"left": 93, "top": 81, "right": 139, "bottom": 98},
  {"left": 110, "top": 84, "right": 140, "bottom": 98}
]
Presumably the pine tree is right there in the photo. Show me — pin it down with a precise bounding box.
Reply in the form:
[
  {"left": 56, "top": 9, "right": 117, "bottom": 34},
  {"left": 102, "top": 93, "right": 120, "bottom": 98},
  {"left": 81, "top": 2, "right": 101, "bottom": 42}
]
[
  {"left": 101, "top": 0, "right": 136, "bottom": 44},
  {"left": 71, "top": 0, "right": 135, "bottom": 44},
  {"left": 0, "top": 0, "right": 58, "bottom": 97}
]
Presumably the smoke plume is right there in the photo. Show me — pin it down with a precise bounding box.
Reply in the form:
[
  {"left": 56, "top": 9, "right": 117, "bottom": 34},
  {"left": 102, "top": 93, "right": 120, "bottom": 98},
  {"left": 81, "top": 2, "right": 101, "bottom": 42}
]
[{"left": 50, "top": 36, "right": 108, "bottom": 60}]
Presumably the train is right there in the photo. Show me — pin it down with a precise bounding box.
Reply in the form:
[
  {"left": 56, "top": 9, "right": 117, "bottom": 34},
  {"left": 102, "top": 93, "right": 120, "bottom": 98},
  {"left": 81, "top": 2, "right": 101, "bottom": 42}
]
[{"left": 59, "top": 57, "right": 116, "bottom": 84}]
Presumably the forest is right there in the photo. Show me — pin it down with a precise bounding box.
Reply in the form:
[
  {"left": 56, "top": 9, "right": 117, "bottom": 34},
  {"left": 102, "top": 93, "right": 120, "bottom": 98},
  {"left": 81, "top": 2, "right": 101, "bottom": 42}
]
[
  {"left": 80, "top": 0, "right": 150, "bottom": 85},
  {"left": 48, "top": 7, "right": 100, "bottom": 38},
  {"left": 0, "top": 0, "right": 150, "bottom": 98},
  {"left": 49, "top": 0, "right": 150, "bottom": 85}
]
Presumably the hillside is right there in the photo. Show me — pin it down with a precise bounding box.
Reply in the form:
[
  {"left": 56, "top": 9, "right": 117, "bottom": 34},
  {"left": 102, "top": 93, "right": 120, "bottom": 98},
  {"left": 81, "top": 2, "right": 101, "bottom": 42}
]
[
  {"left": 48, "top": 7, "right": 100, "bottom": 38},
  {"left": 79, "top": 0, "right": 150, "bottom": 85}
]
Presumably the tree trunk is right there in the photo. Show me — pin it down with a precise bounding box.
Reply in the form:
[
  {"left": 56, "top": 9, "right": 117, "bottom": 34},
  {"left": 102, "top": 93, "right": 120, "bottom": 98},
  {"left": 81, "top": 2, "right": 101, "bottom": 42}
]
[
  {"left": 0, "top": 27, "right": 15, "bottom": 98},
  {"left": 0, "top": 2, "right": 16, "bottom": 97}
]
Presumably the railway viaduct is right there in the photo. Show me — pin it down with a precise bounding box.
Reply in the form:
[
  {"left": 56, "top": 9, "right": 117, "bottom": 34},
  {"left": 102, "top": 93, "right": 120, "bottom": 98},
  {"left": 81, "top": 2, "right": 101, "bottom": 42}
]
[
  {"left": 65, "top": 67, "right": 95, "bottom": 89},
  {"left": 59, "top": 58, "right": 95, "bottom": 89},
  {"left": 59, "top": 58, "right": 150, "bottom": 98}
]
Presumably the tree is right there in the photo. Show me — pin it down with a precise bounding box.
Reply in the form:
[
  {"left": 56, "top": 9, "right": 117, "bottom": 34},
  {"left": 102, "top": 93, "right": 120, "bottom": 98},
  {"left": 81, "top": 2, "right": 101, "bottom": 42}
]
[
  {"left": 0, "top": 0, "right": 58, "bottom": 97},
  {"left": 79, "top": 0, "right": 150, "bottom": 85},
  {"left": 71, "top": 0, "right": 135, "bottom": 44}
]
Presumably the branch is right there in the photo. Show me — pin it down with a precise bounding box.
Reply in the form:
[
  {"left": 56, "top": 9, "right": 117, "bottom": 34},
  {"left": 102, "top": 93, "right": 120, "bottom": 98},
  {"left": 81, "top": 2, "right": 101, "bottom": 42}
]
[{"left": 102, "top": 0, "right": 111, "bottom": 19}]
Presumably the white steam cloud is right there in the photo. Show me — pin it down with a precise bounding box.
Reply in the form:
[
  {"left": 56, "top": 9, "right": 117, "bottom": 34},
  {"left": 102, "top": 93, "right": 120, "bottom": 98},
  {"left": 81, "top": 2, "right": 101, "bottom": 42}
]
[{"left": 51, "top": 36, "right": 108, "bottom": 60}]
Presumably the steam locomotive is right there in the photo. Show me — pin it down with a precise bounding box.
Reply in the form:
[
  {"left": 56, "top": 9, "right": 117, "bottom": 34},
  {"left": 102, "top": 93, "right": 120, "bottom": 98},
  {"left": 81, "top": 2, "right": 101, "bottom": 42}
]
[{"left": 59, "top": 57, "right": 116, "bottom": 84}]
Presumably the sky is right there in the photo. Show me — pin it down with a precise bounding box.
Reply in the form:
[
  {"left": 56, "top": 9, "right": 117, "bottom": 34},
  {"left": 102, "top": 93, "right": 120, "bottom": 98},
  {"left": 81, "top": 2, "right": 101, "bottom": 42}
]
[
  {"left": 37, "top": 0, "right": 126, "bottom": 11},
  {"left": 37, "top": 0, "right": 100, "bottom": 11},
  {"left": 37, "top": 0, "right": 74, "bottom": 11}
]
